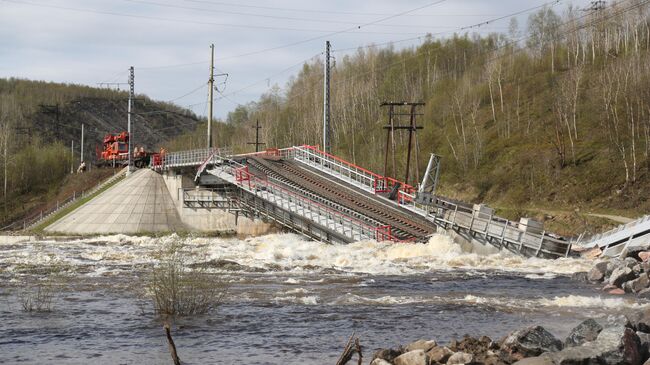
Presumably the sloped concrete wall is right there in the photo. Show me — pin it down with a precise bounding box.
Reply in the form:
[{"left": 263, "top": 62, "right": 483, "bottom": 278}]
[{"left": 45, "top": 169, "right": 185, "bottom": 234}]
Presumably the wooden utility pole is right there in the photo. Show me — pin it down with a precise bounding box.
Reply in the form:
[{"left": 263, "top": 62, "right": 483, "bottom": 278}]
[
  {"left": 247, "top": 120, "right": 265, "bottom": 152},
  {"left": 70, "top": 140, "right": 74, "bottom": 174},
  {"left": 207, "top": 44, "right": 215, "bottom": 149},
  {"left": 80, "top": 123, "right": 84, "bottom": 163},
  {"left": 380, "top": 102, "right": 425, "bottom": 185}
]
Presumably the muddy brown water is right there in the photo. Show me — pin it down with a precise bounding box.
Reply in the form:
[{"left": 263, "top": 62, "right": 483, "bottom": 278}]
[{"left": 0, "top": 233, "right": 642, "bottom": 364}]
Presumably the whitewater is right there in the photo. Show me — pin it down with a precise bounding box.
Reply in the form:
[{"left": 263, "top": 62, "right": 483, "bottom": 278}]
[{"left": 0, "top": 233, "right": 643, "bottom": 364}]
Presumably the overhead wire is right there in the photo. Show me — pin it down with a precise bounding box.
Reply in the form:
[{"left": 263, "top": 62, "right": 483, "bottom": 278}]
[
  {"left": 3, "top": 0, "right": 445, "bottom": 35},
  {"left": 332, "top": 0, "right": 564, "bottom": 53},
  {"left": 183, "top": 0, "right": 498, "bottom": 18},
  {"left": 123, "top": 0, "right": 484, "bottom": 29}
]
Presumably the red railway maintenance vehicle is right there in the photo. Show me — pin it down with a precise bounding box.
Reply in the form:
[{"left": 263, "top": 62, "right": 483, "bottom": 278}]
[{"left": 95, "top": 131, "right": 158, "bottom": 168}]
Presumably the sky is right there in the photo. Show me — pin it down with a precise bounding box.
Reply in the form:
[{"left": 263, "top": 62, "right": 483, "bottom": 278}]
[{"left": 0, "top": 0, "right": 593, "bottom": 119}]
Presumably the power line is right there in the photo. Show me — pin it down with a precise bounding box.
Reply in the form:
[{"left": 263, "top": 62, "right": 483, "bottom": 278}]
[
  {"left": 216, "top": 53, "right": 322, "bottom": 100},
  {"left": 167, "top": 83, "right": 206, "bottom": 103},
  {"left": 3, "top": 0, "right": 445, "bottom": 35},
  {"left": 123, "top": 0, "right": 492, "bottom": 30},
  {"left": 332, "top": 0, "right": 565, "bottom": 53},
  {"left": 183, "top": 0, "right": 499, "bottom": 18}
]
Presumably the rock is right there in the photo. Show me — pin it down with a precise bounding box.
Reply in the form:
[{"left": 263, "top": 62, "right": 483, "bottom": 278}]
[
  {"left": 405, "top": 339, "right": 437, "bottom": 352},
  {"left": 637, "top": 332, "right": 650, "bottom": 360},
  {"left": 394, "top": 349, "right": 427, "bottom": 365},
  {"left": 607, "top": 258, "right": 625, "bottom": 276},
  {"left": 564, "top": 318, "right": 603, "bottom": 347},
  {"left": 627, "top": 308, "right": 650, "bottom": 333},
  {"left": 643, "top": 260, "right": 650, "bottom": 273},
  {"left": 545, "top": 325, "right": 642, "bottom": 365},
  {"left": 427, "top": 346, "right": 453, "bottom": 364},
  {"left": 447, "top": 352, "right": 473, "bottom": 365},
  {"left": 638, "top": 287, "right": 650, "bottom": 299},
  {"left": 626, "top": 256, "right": 642, "bottom": 267},
  {"left": 639, "top": 251, "right": 650, "bottom": 262},
  {"left": 602, "top": 283, "right": 618, "bottom": 291},
  {"left": 571, "top": 272, "right": 588, "bottom": 282},
  {"left": 454, "top": 335, "right": 490, "bottom": 356},
  {"left": 622, "top": 246, "right": 650, "bottom": 261},
  {"left": 609, "top": 266, "right": 637, "bottom": 287},
  {"left": 634, "top": 264, "right": 643, "bottom": 275},
  {"left": 501, "top": 326, "right": 563, "bottom": 360},
  {"left": 370, "top": 359, "right": 393, "bottom": 365},
  {"left": 609, "top": 288, "right": 626, "bottom": 295},
  {"left": 512, "top": 355, "right": 554, "bottom": 365},
  {"left": 628, "top": 274, "right": 650, "bottom": 293},
  {"left": 373, "top": 348, "right": 403, "bottom": 363},
  {"left": 588, "top": 262, "right": 608, "bottom": 282}
]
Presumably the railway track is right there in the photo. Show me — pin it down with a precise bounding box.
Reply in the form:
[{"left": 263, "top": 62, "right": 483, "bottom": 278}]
[{"left": 247, "top": 156, "right": 436, "bottom": 240}]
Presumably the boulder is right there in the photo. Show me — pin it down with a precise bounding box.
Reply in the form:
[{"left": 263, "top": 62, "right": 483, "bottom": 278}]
[
  {"left": 638, "top": 287, "right": 650, "bottom": 299},
  {"left": 622, "top": 246, "right": 650, "bottom": 261},
  {"left": 501, "top": 326, "right": 563, "bottom": 360},
  {"left": 394, "top": 349, "right": 428, "bottom": 365},
  {"left": 602, "top": 283, "right": 618, "bottom": 291},
  {"left": 370, "top": 359, "right": 393, "bottom": 365},
  {"left": 609, "top": 266, "right": 637, "bottom": 287},
  {"left": 545, "top": 325, "right": 642, "bottom": 365},
  {"left": 627, "top": 308, "right": 650, "bottom": 333},
  {"left": 639, "top": 252, "right": 650, "bottom": 263},
  {"left": 637, "top": 332, "right": 650, "bottom": 360},
  {"left": 634, "top": 264, "right": 644, "bottom": 276},
  {"left": 628, "top": 274, "right": 650, "bottom": 293},
  {"left": 588, "top": 262, "right": 609, "bottom": 282},
  {"left": 643, "top": 260, "right": 650, "bottom": 273},
  {"left": 512, "top": 356, "right": 554, "bottom": 365},
  {"left": 405, "top": 339, "right": 437, "bottom": 353},
  {"left": 626, "top": 257, "right": 642, "bottom": 267},
  {"left": 447, "top": 352, "right": 473, "bottom": 365},
  {"left": 427, "top": 346, "right": 453, "bottom": 364},
  {"left": 607, "top": 258, "right": 625, "bottom": 276},
  {"left": 571, "top": 272, "right": 588, "bottom": 282},
  {"left": 373, "top": 348, "right": 403, "bottom": 363},
  {"left": 453, "top": 335, "right": 490, "bottom": 356},
  {"left": 564, "top": 318, "right": 603, "bottom": 347}
]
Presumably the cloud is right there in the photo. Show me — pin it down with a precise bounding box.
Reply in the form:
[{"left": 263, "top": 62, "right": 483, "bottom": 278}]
[{"left": 0, "top": 0, "right": 592, "bottom": 118}]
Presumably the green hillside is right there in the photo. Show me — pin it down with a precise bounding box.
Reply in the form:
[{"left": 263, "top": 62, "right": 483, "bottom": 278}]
[
  {"left": 0, "top": 78, "right": 203, "bottom": 227},
  {"left": 173, "top": 2, "right": 650, "bottom": 236}
]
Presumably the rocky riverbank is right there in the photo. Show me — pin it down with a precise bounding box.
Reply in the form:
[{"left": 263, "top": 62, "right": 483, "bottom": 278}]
[
  {"left": 369, "top": 311, "right": 650, "bottom": 365},
  {"left": 580, "top": 245, "right": 650, "bottom": 296},
  {"left": 365, "top": 245, "right": 650, "bottom": 365}
]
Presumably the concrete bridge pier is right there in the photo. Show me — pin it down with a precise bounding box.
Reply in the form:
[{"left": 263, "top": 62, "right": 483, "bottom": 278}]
[{"left": 161, "top": 170, "right": 275, "bottom": 236}]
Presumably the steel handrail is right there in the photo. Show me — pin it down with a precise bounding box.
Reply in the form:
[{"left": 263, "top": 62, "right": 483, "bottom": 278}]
[{"left": 214, "top": 157, "right": 401, "bottom": 242}]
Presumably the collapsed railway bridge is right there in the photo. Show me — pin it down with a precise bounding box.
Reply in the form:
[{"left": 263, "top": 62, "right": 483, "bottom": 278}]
[{"left": 154, "top": 145, "right": 572, "bottom": 259}]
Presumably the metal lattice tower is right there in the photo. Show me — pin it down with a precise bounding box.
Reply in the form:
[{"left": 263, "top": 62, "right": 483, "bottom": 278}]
[
  {"left": 323, "top": 41, "right": 331, "bottom": 154},
  {"left": 127, "top": 66, "right": 134, "bottom": 174}
]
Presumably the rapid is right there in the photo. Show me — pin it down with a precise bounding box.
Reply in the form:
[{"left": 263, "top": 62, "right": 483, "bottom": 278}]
[{"left": 0, "top": 233, "right": 644, "bottom": 364}]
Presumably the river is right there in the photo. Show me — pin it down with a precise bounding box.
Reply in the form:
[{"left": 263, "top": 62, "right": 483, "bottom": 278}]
[{"left": 0, "top": 233, "right": 644, "bottom": 364}]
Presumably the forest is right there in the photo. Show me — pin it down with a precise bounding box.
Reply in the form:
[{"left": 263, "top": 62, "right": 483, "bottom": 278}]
[
  {"left": 0, "top": 79, "right": 201, "bottom": 227},
  {"left": 172, "top": 0, "right": 650, "bottom": 228}
]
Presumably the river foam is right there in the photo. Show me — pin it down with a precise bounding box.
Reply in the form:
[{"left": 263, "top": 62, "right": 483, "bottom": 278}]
[{"left": 0, "top": 232, "right": 592, "bottom": 277}]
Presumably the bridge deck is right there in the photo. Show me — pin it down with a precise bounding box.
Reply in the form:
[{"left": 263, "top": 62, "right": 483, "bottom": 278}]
[{"left": 155, "top": 146, "right": 572, "bottom": 258}]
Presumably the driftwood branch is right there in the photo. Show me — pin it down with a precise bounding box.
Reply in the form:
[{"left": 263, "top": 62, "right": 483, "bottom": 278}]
[
  {"left": 336, "top": 332, "right": 362, "bottom": 365},
  {"left": 164, "top": 323, "right": 181, "bottom": 365}
]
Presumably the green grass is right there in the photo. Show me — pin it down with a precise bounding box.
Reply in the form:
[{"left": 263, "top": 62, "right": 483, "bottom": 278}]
[{"left": 30, "top": 174, "right": 126, "bottom": 233}]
